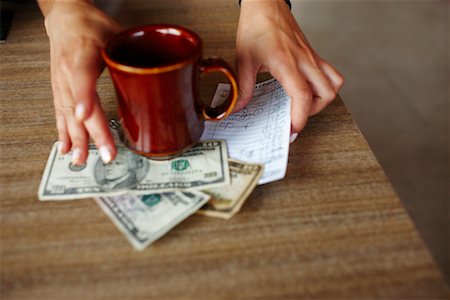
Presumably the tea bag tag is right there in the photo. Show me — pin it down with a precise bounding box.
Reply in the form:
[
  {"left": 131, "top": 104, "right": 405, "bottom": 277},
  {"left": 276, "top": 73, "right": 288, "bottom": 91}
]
[{"left": 210, "top": 83, "right": 231, "bottom": 108}]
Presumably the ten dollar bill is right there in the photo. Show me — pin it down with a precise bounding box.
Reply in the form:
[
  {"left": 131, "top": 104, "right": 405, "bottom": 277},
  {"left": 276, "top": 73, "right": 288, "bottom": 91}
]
[{"left": 39, "top": 141, "right": 229, "bottom": 200}]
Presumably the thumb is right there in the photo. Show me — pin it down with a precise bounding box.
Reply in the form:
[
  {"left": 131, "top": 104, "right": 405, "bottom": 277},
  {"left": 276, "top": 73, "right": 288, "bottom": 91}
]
[{"left": 234, "top": 56, "right": 257, "bottom": 112}]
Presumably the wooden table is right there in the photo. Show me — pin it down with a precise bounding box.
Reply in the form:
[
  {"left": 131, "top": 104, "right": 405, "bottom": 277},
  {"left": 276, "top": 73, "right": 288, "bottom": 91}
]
[{"left": 1, "top": 1, "right": 448, "bottom": 299}]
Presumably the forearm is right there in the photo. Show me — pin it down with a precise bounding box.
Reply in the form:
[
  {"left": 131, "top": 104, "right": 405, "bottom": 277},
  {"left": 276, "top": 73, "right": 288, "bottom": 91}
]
[{"left": 37, "top": 0, "right": 93, "bottom": 16}]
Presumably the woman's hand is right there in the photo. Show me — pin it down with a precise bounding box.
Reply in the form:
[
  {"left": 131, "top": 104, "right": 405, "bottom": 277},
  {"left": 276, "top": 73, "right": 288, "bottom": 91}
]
[
  {"left": 41, "top": 0, "right": 122, "bottom": 164},
  {"left": 236, "top": 0, "right": 344, "bottom": 136}
]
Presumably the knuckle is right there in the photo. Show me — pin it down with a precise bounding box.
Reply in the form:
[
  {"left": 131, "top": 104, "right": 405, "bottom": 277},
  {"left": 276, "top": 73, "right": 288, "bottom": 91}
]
[
  {"left": 56, "top": 126, "right": 68, "bottom": 138},
  {"left": 301, "top": 48, "right": 321, "bottom": 66},
  {"left": 58, "top": 135, "right": 69, "bottom": 144},
  {"left": 291, "top": 110, "right": 308, "bottom": 133},
  {"left": 291, "top": 120, "right": 304, "bottom": 133},
  {"left": 61, "top": 105, "right": 75, "bottom": 116},
  {"left": 59, "top": 53, "right": 74, "bottom": 75},
  {"left": 322, "top": 89, "right": 337, "bottom": 103},
  {"left": 51, "top": 79, "right": 62, "bottom": 93},
  {"left": 54, "top": 106, "right": 66, "bottom": 118},
  {"left": 238, "top": 89, "right": 252, "bottom": 102},
  {"left": 44, "top": 17, "right": 50, "bottom": 31},
  {"left": 336, "top": 74, "right": 345, "bottom": 89},
  {"left": 69, "top": 132, "right": 87, "bottom": 145},
  {"left": 294, "top": 89, "right": 313, "bottom": 101},
  {"left": 266, "top": 47, "right": 294, "bottom": 67},
  {"left": 271, "top": 52, "right": 292, "bottom": 67}
]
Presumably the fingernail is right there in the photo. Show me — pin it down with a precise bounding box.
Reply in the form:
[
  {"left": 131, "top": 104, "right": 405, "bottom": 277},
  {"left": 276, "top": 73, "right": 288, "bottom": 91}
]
[
  {"left": 75, "top": 103, "right": 85, "bottom": 121},
  {"left": 290, "top": 133, "right": 298, "bottom": 144},
  {"left": 99, "top": 146, "right": 112, "bottom": 164},
  {"left": 72, "top": 148, "right": 82, "bottom": 164}
]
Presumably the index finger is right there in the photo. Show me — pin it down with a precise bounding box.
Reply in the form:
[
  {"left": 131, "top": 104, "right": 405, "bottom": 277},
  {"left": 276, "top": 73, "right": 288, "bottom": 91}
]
[
  {"left": 83, "top": 95, "right": 117, "bottom": 163},
  {"left": 69, "top": 45, "right": 104, "bottom": 122},
  {"left": 268, "top": 57, "right": 313, "bottom": 133}
]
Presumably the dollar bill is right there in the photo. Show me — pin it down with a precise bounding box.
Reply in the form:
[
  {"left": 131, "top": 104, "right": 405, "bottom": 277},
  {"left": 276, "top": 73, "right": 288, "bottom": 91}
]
[
  {"left": 95, "top": 191, "right": 210, "bottom": 251},
  {"left": 38, "top": 141, "right": 230, "bottom": 200},
  {"left": 197, "top": 159, "right": 264, "bottom": 219}
]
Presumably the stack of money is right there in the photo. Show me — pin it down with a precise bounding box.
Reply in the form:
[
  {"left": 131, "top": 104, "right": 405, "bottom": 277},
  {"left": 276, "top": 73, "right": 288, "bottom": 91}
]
[
  {"left": 38, "top": 140, "right": 263, "bottom": 251},
  {"left": 198, "top": 160, "right": 263, "bottom": 219}
]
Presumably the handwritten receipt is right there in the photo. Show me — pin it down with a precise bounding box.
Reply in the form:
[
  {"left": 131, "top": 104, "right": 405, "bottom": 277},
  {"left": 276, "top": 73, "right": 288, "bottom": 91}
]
[{"left": 201, "top": 79, "right": 291, "bottom": 184}]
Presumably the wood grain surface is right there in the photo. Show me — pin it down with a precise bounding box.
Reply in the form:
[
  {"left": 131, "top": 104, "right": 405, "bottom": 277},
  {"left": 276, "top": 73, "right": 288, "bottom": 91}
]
[{"left": 1, "top": 1, "right": 448, "bottom": 299}]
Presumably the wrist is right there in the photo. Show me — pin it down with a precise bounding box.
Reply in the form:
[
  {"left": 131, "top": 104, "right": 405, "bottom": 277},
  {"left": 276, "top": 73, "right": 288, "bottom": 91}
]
[
  {"left": 239, "top": 0, "right": 291, "bottom": 10},
  {"left": 38, "top": 0, "right": 94, "bottom": 16}
]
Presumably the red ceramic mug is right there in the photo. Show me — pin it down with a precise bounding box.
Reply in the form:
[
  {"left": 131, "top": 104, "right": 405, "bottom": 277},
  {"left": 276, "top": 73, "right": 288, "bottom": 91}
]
[{"left": 102, "top": 24, "right": 238, "bottom": 159}]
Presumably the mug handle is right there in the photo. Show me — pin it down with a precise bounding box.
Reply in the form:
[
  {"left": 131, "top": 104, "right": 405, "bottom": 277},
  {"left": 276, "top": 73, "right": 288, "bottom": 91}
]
[{"left": 200, "top": 58, "right": 238, "bottom": 121}]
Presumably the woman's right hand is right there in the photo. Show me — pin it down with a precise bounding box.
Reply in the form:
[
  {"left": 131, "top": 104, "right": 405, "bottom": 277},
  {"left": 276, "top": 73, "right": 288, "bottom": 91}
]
[
  {"left": 41, "top": 0, "right": 122, "bottom": 164},
  {"left": 235, "top": 0, "right": 344, "bottom": 137}
]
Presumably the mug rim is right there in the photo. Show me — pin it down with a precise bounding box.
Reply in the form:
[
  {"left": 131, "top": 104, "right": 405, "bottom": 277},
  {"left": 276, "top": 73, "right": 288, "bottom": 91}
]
[{"left": 102, "top": 24, "right": 203, "bottom": 75}]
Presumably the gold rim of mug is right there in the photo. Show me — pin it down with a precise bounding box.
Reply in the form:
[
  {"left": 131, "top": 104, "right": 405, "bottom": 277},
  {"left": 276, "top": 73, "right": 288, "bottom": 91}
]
[{"left": 102, "top": 24, "right": 203, "bottom": 75}]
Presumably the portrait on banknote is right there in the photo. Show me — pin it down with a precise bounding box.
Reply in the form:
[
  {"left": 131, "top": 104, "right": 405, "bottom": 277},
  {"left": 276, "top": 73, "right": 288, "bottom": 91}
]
[{"left": 94, "top": 149, "right": 149, "bottom": 191}]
